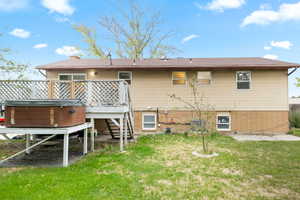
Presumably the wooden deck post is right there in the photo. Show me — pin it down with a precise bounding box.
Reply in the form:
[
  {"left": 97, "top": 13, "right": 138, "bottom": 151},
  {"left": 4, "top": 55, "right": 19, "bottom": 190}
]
[
  {"left": 87, "top": 81, "right": 92, "bottom": 106},
  {"left": 90, "top": 118, "right": 95, "bottom": 152},
  {"left": 48, "top": 80, "right": 54, "bottom": 99},
  {"left": 25, "top": 134, "right": 31, "bottom": 154},
  {"left": 63, "top": 133, "right": 69, "bottom": 167},
  {"left": 70, "top": 81, "right": 75, "bottom": 99},
  {"left": 120, "top": 116, "right": 124, "bottom": 152},
  {"left": 83, "top": 128, "right": 88, "bottom": 154},
  {"left": 119, "top": 81, "right": 126, "bottom": 105},
  {"left": 124, "top": 115, "right": 128, "bottom": 146}
]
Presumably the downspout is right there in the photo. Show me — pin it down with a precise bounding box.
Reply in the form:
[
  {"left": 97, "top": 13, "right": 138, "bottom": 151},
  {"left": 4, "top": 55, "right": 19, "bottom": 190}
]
[
  {"left": 156, "top": 107, "right": 159, "bottom": 127},
  {"left": 288, "top": 68, "right": 298, "bottom": 76},
  {"left": 287, "top": 67, "right": 298, "bottom": 116}
]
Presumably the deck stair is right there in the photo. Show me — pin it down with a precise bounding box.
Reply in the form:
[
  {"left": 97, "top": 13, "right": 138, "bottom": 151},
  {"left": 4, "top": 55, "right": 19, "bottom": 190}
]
[{"left": 105, "top": 118, "right": 134, "bottom": 139}]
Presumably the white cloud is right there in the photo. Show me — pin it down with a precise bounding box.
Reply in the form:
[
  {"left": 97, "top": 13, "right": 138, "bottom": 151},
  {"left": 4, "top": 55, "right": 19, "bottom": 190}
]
[
  {"left": 202, "top": 0, "right": 245, "bottom": 12},
  {"left": 56, "top": 46, "right": 81, "bottom": 56},
  {"left": 33, "top": 43, "right": 48, "bottom": 49},
  {"left": 259, "top": 3, "right": 272, "bottom": 10},
  {"left": 264, "top": 46, "right": 272, "bottom": 50},
  {"left": 181, "top": 34, "right": 200, "bottom": 44},
  {"left": 270, "top": 40, "right": 293, "bottom": 49},
  {"left": 263, "top": 54, "right": 278, "bottom": 60},
  {"left": 242, "top": 1, "right": 300, "bottom": 26},
  {"left": 0, "top": 0, "right": 28, "bottom": 11},
  {"left": 54, "top": 16, "right": 70, "bottom": 23},
  {"left": 41, "top": 0, "right": 75, "bottom": 15},
  {"left": 9, "top": 28, "right": 31, "bottom": 38}
]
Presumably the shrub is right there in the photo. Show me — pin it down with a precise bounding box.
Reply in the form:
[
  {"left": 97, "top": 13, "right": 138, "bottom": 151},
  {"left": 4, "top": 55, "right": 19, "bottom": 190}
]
[
  {"left": 287, "top": 129, "right": 294, "bottom": 135},
  {"left": 289, "top": 112, "right": 300, "bottom": 128}
]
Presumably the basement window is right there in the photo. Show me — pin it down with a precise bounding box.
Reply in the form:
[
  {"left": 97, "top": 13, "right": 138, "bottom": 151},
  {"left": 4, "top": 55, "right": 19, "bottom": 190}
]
[
  {"left": 172, "top": 72, "right": 186, "bottom": 85},
  {"left": 118, "top": 71, "right": 132, "bottom": 85},
  {"left": 197, "top": 71, "right": 212, "bottom": 85},
  {"left": 236, "top": 71, "right": 251, "bottom": 89},
  {"left": 142, "top": 113, "right": 156, "bottom": 130},
  {"left": 216, "top": 113, "right": 231, "bottom": 131}
]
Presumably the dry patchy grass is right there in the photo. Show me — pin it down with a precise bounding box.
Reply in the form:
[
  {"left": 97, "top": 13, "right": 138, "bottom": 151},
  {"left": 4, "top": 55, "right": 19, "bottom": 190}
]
[{"left": 0, "top": 134, "right": 299, "bottom": 200}]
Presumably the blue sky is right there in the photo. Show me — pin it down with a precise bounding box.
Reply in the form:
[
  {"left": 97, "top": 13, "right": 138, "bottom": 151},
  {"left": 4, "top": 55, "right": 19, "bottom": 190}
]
[{"left": 0, "top": 0, "right": 300, "bottom": 96}]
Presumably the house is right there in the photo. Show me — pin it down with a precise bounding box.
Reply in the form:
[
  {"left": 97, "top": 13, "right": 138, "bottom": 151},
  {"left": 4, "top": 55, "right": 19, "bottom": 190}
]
[{"left": 37, "top": 57, "right": 300, "bottom": 135}]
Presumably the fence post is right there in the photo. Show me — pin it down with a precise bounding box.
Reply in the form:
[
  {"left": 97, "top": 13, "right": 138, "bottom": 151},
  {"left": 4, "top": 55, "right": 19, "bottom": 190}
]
[
  {"left": 48, "top": 80, "right": 53, "bottom": 99},
  {"left": 87, "top": 81, "right": 92, "bottom": 106},
  {"left": 30, "top": 82, "right": 37, "bottom": 99},
  {"left": 70, "top": 81, "right": 75, "bottom": 99},
  {"left": 119, "top": 81, "right": 126, "bottom": 105}
]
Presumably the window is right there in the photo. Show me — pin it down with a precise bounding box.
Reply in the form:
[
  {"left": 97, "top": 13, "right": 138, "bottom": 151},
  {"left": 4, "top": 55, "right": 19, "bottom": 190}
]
[
  {"left": 197, "top": 71, "right": 212, "bottom": 85},
  {"left": 59, "top": 74, "right": 72, "bottom": 81},
  {"left": 172, "top": 72, "right": 186, "bottom": 85},
  {"left": 73, "top": 74, "right": 86, "bottom": 80},
  {"left": 216, "top": 113, "right": 231, "bottom": 131},
  {"left": 236, "top": 71, "right": 251, "bottom": 89},
  {"left": 142, "top": 113, "right": 156, "bottom": 130},
  {"left": 118, "top": 71, "right": 132, "bottom": 84},
  {"left": 59, "top": 73, "right": 86, "bottom": 81}
]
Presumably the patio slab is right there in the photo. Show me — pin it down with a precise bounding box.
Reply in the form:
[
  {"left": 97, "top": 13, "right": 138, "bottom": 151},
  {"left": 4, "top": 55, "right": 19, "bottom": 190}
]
[{"left": 230, "top": 134, "right": 300, "bottom": 141}]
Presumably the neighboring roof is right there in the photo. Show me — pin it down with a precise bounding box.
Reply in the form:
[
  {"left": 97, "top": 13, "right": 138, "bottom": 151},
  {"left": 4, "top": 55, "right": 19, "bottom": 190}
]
[
  {"left": 290, "top": 98, "right": 300, "bottom": 105},
  {"left": 37, "top": 57, "right": 300, "bottom": 70}
]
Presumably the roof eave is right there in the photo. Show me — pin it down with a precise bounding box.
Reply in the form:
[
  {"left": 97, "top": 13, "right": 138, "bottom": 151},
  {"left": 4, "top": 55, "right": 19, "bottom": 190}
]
[{"left": 36, "top": 65, "right": 299, "bottom": 70}]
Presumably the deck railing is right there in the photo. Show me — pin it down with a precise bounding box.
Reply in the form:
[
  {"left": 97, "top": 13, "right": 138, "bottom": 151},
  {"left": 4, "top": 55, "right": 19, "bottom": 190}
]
[{"left": 0, "top": 80, "right": 130, "bottom": 108}]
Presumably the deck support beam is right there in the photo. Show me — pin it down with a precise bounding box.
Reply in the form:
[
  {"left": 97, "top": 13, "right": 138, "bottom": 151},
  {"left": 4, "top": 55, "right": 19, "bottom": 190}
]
[
  {"left": 124, "top": 115, "right": 128, "bottom": 146},
  {"left": 0, "top": 123, "right": 92, "bottom": 168},
  {"left": 63, "top": 134, "right": 69, "bottom": 167},
  {"left": 90, "top": 118, "right": 95, "bottom": 152},
  {"left": 83, "top": 128, "right": 88, "bottom": 155},
  {"left": 111, "top": 118, "right": 120, "bottom": 127},
  {"left": 0, "top": 134, "right": 57, "bottom": 165},
  {"left": 120, "top": 116, "right": 124, "bottom": 152},
  {"left": 25, "top": 134, "right": 31, "bottom": 154}
]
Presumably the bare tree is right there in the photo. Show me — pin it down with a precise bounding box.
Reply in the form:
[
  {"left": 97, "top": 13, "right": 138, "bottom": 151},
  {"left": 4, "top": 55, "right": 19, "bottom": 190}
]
[
  {"left": 0, "top": 35, "right": 29, "bottom": 79},
  {"left": 74, "top": 1, "right": 178, "bottom": 59},
  {"left": 169, "top": 75, "right": 215, "bottom": 153},
  {"left": 73, "top": 25, "right": 107, "bottom": 58}
]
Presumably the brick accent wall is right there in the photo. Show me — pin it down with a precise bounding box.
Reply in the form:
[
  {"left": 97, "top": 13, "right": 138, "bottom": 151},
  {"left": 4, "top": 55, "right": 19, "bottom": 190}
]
[{"left": 134, "top": 110, "right": 289, "bottom": 135}]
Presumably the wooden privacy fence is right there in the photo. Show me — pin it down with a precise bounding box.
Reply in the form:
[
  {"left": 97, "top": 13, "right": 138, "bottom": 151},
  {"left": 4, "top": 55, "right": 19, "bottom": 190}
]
[{"left": 0, "top": 80, "right": 129, "bottom": 107}]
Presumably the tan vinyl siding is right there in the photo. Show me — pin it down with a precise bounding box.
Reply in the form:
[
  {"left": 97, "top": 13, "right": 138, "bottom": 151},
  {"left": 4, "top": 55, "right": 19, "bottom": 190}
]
[{"left": 46, "top": 69, "right": 288, "bottom": 111}]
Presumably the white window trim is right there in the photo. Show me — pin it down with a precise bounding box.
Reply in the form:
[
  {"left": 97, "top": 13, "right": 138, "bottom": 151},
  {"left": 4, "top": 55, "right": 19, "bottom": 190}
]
[
  {"left": 118, "top": 71, "right": 132, "bottom": 84},
  {"left": 236, "top": 71, "right": 251, "bottom": 90},
  {"left": 58, "top": 73, "right": 87, "bottom": 81},
  {"left": 142, "top": 113, "right": 157, "bottom": 131},
  {"left": 172, "top": 71, "right": 187, "bottom": 85},
  {"left": 216, "top": 113, "right": 231, "bottom": 131}
]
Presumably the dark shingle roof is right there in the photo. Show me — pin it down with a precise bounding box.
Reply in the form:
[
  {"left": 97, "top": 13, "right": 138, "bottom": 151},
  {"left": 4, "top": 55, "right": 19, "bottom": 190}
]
[{"left": 37, "top": 57, "right": 300, "bottom": 70}]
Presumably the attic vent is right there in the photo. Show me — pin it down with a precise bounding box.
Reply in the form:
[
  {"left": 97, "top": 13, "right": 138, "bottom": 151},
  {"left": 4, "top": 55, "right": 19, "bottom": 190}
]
[{"left": 160, "top": 56, "right": 168, "bottom": 61}]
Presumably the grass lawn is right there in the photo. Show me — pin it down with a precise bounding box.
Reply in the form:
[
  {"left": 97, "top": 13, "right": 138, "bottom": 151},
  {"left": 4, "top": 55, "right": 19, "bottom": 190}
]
[
  {"left": 0, "top": 134, "right": 299, "bottom": 200},
  {"left": 292, "top": 129, "right": 300, "bottom": 137}
]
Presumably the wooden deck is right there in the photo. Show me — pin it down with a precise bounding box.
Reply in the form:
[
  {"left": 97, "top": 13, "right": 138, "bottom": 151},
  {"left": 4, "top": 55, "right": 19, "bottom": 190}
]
[{"left": 0, "top": 80, "right": 134, "bottom": 152}]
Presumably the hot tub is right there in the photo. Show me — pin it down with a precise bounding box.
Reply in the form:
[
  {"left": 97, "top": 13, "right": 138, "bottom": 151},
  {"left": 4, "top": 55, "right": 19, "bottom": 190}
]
[{"left": 5, "top": 99, "right": 86, "bottom": 128}]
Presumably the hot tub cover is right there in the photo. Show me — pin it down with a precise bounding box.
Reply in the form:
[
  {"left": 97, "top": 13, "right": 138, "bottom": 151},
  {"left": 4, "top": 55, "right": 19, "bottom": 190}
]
[{"left": 5, "top": 99, "right": 85, "bottom": 107}]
